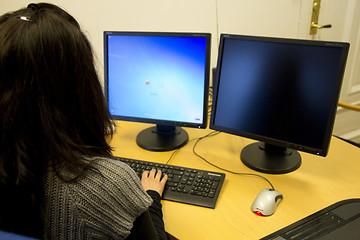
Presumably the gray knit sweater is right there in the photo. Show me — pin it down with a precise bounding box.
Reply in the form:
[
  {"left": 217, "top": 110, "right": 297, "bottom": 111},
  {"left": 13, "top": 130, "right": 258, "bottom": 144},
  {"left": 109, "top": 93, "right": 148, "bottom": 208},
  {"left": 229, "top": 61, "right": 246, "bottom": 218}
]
[{"left": 42, "top": 157, "right": 153, "bottom": 239}]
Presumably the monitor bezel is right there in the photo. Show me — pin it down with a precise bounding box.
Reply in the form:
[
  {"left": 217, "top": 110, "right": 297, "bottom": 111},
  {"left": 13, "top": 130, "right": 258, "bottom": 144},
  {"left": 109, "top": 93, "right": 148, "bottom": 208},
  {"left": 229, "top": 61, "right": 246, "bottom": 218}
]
[
  {"left": 104, "top": 31, "right": 211, "bottom": 129},
  {"left": 210, "top": 34, "right": 350, "bottom": 157}
]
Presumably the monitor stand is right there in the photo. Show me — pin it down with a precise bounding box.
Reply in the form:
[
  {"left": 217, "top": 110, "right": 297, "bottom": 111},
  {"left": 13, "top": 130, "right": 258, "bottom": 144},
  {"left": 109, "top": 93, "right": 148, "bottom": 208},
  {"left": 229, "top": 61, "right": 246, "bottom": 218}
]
[
  {"left": 136, "top": 124, "right": 189, "bottom": 151},
  {"left": 241, "top": 142, "right": 301, "bottom": 174}
]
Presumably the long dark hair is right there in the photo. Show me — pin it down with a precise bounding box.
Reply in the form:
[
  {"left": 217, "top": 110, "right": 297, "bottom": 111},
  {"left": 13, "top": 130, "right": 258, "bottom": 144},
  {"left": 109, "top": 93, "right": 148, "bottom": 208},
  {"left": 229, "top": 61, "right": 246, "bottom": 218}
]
[{"left": 0, "top": 3, "right": 114, "bottom": 237}]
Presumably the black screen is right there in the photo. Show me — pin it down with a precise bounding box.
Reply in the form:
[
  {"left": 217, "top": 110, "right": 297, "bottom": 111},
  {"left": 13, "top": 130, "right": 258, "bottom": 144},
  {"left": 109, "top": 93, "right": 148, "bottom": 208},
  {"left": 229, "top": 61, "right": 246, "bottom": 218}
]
[{"left": 210, "top": 34, "right": 349, "bottom": 173}]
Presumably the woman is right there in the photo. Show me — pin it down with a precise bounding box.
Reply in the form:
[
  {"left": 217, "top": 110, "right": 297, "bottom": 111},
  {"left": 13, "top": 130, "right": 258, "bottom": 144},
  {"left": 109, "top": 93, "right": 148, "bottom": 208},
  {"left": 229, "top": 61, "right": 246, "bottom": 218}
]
[{"left": 0, "top": 3, "right": 167, "bottom": 239}]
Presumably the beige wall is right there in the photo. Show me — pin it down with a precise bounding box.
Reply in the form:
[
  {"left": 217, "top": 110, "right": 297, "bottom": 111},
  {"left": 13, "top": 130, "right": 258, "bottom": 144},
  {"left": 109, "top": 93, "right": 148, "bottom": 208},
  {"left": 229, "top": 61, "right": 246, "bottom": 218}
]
[
  {"left": 0, "top": 0, "right": 219, "bottom": 85},
  {"left": 0, "top": 0, "right": 303, "bottom": 86}
]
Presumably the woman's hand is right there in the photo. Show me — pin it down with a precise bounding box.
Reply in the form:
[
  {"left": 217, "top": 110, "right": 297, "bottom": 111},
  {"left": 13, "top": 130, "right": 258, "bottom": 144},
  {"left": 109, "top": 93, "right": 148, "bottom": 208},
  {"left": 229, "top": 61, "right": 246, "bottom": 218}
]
[{"left": 141, "top": 169, "right": 168, "bottom": 197}]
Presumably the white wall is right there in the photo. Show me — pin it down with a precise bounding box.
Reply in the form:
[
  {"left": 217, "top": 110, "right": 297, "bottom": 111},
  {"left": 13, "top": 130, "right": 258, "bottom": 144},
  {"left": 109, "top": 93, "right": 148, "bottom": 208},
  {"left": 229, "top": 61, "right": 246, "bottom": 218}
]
[
  {"left": 0, "top": 0, "right": 219, "bottom": 85},
  {"left": 0, "top": 0, "right": 304, "bottom": 86}
]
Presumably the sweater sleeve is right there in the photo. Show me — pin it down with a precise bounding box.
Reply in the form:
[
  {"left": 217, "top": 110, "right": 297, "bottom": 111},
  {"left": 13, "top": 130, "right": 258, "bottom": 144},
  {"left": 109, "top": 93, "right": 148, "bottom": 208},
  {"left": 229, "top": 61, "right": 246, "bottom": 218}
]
[{"left": 43, "top": 157, "right": 153, "bottom": 240}]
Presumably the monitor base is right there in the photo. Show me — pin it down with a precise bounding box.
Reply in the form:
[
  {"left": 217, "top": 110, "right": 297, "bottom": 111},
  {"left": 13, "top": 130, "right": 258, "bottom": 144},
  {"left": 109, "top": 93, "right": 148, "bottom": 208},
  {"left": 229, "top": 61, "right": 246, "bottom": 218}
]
[
  {"left": 136, "top": 125, "right": 189, "bottom": 152},
  {"left": 241, "top": 142, "right": 301, "bottom": 174}
]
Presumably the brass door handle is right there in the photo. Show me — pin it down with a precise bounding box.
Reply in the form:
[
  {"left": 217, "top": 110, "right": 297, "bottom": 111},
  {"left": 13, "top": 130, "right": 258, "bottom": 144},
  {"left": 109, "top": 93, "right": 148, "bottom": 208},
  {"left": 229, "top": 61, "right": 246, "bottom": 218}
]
[
  {"left": 311, "top": 22, "right": 332, "bottom": 29},
  {"left": 309, "top": 0, "right": 332, "bottom": 34}
]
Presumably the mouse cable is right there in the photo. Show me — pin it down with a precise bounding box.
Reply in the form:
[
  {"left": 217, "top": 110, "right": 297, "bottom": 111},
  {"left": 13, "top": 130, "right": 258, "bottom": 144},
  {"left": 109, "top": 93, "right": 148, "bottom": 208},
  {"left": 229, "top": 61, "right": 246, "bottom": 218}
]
[{"left": 192, "top": 131, "right": 275, "bottom": 190}]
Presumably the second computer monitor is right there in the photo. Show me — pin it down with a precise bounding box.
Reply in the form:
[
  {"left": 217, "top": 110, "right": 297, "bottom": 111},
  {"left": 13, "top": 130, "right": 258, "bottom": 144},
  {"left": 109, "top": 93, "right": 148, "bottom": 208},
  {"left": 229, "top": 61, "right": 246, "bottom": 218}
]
[
  {"left": 210, "top": 34, "right": 349, "bottom": 174},
  {"left": 104, "top": 31, "right": 211, "bottom": 151}
]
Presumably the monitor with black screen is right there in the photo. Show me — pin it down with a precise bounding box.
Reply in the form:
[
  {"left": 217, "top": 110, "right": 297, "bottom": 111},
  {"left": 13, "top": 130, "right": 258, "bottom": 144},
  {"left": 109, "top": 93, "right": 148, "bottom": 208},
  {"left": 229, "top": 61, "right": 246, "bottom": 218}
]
[
  {"left": 210, "top": 34, "right": 349, "bottom": 174},
  {"left": 104, "top": 32, "right": 211, "bottom": 151}
]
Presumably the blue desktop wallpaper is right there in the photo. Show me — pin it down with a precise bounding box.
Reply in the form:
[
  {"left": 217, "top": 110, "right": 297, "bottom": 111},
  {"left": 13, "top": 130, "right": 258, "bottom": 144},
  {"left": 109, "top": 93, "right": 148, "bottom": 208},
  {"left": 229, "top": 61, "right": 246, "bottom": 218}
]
[{"left": 107, "top": 35, "right": 207, "bottom": 124}]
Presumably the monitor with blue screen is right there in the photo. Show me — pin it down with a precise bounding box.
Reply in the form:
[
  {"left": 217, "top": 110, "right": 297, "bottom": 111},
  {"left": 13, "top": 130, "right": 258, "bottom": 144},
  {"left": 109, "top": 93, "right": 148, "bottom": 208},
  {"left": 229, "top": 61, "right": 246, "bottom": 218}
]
[{"left": 104, "top": 32, "right": 211, "bottom": 151}]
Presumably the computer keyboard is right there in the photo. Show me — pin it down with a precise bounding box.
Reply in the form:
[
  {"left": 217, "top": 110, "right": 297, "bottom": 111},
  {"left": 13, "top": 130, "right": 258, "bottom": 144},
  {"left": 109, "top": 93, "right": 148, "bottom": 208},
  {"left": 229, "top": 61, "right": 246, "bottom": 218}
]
[{"left": 113, "top": 156, "right": 226, "bottom": 209}]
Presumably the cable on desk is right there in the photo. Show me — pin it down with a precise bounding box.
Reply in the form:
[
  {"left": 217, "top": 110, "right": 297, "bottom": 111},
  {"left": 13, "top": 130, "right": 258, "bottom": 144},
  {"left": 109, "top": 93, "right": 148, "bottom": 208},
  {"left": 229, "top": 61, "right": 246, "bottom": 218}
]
[
  {"left": 165, "top": 147, "right": 181, "bottom": 165},
  {"left": 165, "top": 101, "right": 213, "bottom": 165},
  {"left": 165, "top": 129, "right": 217, "bottom": 165},
  {"left": 192, "top": 131, "right": 275, "bottom": 190},
  {"left": 165, "top": 136, "right": 200, "bottom": 165}
]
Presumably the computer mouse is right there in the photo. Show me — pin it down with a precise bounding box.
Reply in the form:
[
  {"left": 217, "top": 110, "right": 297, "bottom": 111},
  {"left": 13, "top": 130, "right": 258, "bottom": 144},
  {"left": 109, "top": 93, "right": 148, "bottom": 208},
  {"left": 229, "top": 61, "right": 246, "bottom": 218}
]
[{"left": 251, "top": 188, "right": 283, "bottom": 216}]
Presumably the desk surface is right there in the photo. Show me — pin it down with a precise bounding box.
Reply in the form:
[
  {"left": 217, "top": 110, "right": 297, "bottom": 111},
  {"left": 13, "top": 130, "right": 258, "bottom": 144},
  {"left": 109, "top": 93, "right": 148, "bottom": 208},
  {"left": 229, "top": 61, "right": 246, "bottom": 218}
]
[{"left": 109, "top": 121, "right": 360, "bottom": 240}]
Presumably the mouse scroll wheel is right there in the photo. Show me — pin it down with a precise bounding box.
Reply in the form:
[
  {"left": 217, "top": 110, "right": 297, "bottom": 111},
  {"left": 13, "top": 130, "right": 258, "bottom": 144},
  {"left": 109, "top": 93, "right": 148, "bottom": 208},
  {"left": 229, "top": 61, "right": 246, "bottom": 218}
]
[{"left": 275, "top": 195, "right": 283, "bottom": 202}]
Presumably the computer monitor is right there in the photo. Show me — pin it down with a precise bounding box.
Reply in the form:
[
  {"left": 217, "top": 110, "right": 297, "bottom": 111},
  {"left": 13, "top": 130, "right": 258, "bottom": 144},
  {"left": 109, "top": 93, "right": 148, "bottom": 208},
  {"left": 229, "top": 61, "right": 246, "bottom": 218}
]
[
  {"left": 104, "top": 31, "right": 211, "bottom": 151},
  {"left": 210, "top": 34, "right": 349, "bottom": 174}
]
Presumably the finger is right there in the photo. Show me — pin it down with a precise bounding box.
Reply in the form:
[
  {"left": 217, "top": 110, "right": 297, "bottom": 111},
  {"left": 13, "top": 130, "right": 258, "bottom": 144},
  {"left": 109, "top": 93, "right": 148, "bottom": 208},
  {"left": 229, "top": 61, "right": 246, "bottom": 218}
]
[
  {"left": 154, "top": 169, "right": 162, "bottom": 181},
  {"left": 161, "top": 174, "right": 168, "bottom": 184},
  {"left": 142, "top": 170, "right": 149, "bottom": 179},
  {"left": 149, "top": 168, "right": 156, "bottom": 178}
]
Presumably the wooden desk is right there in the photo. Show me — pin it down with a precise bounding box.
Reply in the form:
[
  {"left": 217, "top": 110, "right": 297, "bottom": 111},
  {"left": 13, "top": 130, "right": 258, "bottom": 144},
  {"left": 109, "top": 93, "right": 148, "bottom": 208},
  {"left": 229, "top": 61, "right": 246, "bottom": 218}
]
[{"left": 109, "top": 120, "right": 360, "bottom": 240}]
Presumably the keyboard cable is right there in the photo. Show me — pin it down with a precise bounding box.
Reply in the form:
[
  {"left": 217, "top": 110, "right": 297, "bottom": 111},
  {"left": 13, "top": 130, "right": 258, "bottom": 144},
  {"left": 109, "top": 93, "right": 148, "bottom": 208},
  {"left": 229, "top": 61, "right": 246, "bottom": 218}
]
[{"left": 192, "top": 131, "right": 275, "bottom": 190}]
